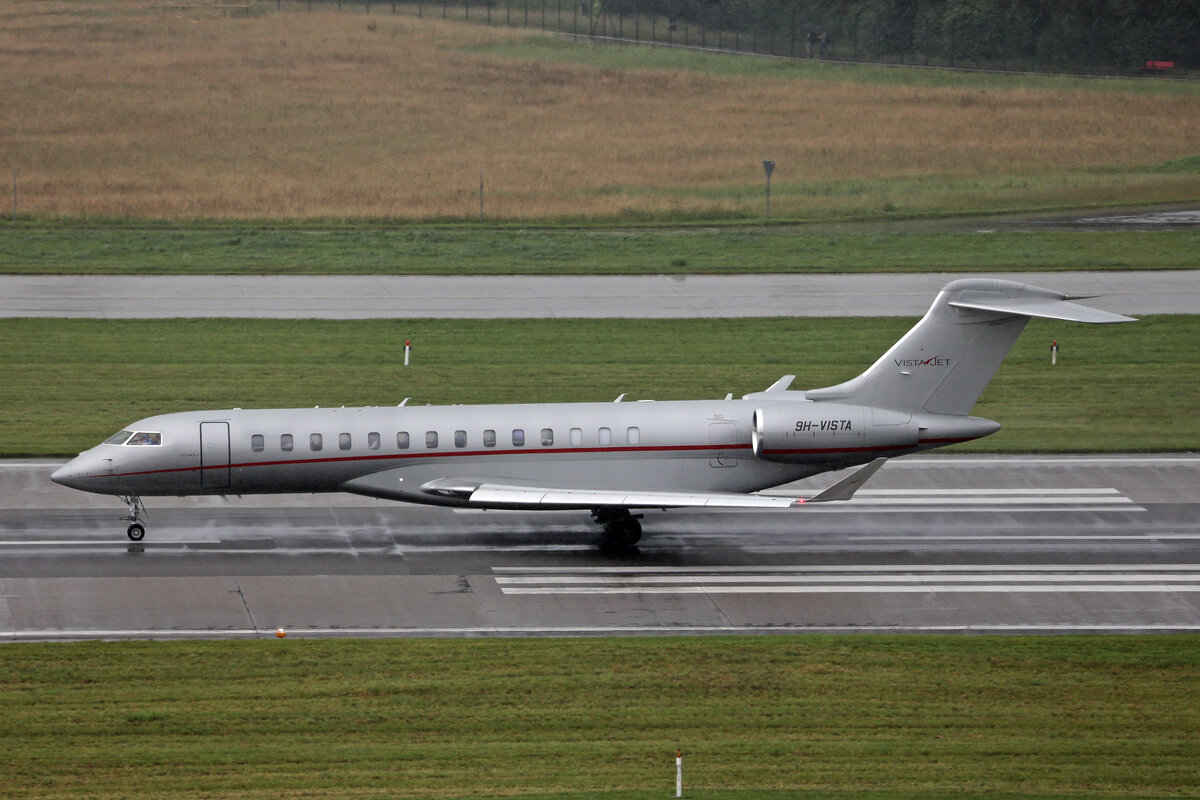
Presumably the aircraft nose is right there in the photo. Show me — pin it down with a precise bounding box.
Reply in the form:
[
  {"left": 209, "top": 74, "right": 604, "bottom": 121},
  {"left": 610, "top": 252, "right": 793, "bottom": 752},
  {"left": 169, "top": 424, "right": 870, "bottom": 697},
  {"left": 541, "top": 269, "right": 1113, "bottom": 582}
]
[
  {"left": 52, "top": 453, "right": 108, "bottom": 492},
  {"left": 51, "top": 458, "right": 85, "bottom": 489}
]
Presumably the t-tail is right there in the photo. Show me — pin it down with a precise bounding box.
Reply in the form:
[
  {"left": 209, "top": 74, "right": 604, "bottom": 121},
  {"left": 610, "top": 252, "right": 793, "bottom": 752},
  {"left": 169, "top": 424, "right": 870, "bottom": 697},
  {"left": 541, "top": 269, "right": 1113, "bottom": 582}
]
[
  {"left": 748, "top": 279, "right": 1135, "bottom": 464},
  {"left": 809, "top": 278, "right": 1134, "bottom": 445}
]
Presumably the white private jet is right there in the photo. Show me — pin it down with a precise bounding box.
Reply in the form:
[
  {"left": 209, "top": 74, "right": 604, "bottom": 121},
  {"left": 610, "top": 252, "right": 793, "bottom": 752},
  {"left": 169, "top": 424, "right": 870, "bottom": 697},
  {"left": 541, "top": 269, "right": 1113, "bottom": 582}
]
[{"left": 53, "top": 279, "right": 1134, "bottom": 545}]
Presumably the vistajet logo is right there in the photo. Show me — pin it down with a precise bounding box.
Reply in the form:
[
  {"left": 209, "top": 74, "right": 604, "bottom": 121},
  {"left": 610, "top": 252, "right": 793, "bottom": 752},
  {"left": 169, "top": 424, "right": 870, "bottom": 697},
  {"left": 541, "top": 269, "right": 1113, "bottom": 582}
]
[{"left": 894, "top": 355, "right": 952, "bottom": 367}]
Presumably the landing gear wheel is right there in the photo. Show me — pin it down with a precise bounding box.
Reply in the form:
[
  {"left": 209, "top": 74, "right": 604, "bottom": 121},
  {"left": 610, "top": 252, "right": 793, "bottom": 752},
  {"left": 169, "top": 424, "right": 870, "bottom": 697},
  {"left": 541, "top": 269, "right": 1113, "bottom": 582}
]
[
  {"left": 602, "top": 518, "right": 642, "bottom": 548},
  {"left": 120, "top": 495, "right": 147, "bottom": 541},
  {"left": 593, "top": 508, "right": 643, "bottom": 548}
]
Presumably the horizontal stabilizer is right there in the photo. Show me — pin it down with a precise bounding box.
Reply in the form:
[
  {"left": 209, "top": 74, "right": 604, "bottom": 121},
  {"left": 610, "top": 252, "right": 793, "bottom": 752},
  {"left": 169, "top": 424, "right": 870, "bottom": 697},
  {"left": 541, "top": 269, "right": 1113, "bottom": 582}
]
[{"left": 949, "top": 293, "right": 1136, "bottom": 324}]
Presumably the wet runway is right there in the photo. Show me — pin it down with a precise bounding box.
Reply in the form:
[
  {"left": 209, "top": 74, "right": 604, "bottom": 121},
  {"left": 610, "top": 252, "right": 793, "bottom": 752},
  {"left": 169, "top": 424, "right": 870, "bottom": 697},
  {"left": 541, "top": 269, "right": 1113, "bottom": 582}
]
[{"left": 3, "top": 455, "right": 1198, "bottom": 640}]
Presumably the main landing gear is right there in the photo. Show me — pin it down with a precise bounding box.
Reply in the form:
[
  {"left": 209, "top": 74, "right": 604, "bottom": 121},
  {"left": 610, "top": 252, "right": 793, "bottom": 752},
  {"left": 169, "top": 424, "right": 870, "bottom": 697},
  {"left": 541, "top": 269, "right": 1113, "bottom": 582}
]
[
  {"left": 121, "top": 495, "right": 147, "bottom": 541},
  {"left": 592, "top": 507, "right": 642, "bottom": 548}
]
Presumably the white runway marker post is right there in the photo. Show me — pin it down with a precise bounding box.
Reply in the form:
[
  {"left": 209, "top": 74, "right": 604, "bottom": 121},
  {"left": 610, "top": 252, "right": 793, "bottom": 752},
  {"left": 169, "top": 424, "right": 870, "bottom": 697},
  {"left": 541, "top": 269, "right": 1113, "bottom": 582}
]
[
  {"left": 762, "top": 160, "right": 775, "bottom": 219},
  {"left": 404, "top": 339, "right": 411, "bottom": 367},
  {"left": 675, "top": 748, "right": 682, "bottom": 797},
  {"left": 1051, "top": 339, "right": 1058, "bottom": 365}
]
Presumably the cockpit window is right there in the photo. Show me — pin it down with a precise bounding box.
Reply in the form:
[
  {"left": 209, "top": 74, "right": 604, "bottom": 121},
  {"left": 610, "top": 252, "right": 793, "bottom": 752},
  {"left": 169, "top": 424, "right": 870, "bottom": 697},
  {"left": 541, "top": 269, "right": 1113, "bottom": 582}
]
[
  {"left": 126, "top": 432, "right": 162, "bottom": 446},
  {"left": 104, "top": 430, "right": 133, "bottom": 445}
]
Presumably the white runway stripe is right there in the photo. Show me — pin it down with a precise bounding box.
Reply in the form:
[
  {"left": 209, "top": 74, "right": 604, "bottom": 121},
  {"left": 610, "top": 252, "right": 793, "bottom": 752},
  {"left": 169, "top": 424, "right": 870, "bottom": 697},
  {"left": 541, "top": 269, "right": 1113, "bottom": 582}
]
[
  {"left": 499, "top": 587, "right": 1200, "bottom": 594},
  {"left": 493, "top": 564, "right": 1200, "bottom": 573},
  {"left": 498, "top": 573, "right": 1200, "bottom": 585},
  {"left": 822, "top": 488, "right": 1125, "bottom": 496},
  {"left": 760, "top": 487, "right": 1142, "bottom": 509},
  {"left": 494, "top": 564, "right": 1200, "bottom": 595},
  {"left": 500, "top": 585, "right": 1200, "bottom": 594}
]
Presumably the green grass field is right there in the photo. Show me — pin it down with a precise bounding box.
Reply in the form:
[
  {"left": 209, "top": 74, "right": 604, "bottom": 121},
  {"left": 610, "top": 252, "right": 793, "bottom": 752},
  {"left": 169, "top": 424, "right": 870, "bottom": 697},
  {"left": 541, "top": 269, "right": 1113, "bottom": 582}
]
[
  {"left": 7, "top": 315, "right": 1193, "bottom": 457},
  {"left": 2, "top": 224, "right": 1198, "bottom": 274},
  {"left": 2, "top": 635, "right": 1198, "bottom": 799}
]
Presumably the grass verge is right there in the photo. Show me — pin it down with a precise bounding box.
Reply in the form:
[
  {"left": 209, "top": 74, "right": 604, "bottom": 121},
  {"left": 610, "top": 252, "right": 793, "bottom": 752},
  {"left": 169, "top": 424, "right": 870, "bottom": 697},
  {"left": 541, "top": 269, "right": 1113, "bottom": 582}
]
[
  {"left": 3, "top": 225, "right": 1199, "bottom": 274},
  {"left": 8, "top": 315, "right": 1193, "bottom": 457},
  {"left": 1, "top": 635, "right": 1198, "bottom": 799}
]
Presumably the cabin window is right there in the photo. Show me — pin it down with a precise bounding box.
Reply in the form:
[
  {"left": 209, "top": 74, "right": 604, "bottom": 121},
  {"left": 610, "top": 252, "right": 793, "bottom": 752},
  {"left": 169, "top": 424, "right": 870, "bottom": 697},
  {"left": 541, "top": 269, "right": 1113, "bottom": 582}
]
[
  {"left": 367, "top": 432, "right": 380, "bottom": 450},
  {"left": 339, "top": 432, "right": 352, "bottom": 451},
  {"left": 397, "top": 431, "right": 410, "bottom": 449},
  {"left": 627, "top": 426, "right": 640, "bottom": 444},
  {"left": 598, "top": 427, "right": 612, "bottom": 445},
  {"left": 126, "top": 432, "right": 161, "bottom": 446},
  {"left": 426, "top": 431, "right": 438, "bottom": 448},
  {"left": 281, "top": 434, "right": 293, "bottom": 452},
  {"left": 104, "top": 430, "right": 133, "bottom": 445},
  {"left": 251, "top": 434, "right": 264, "bottom": 453},
  {"left": 454, "top": 430, "right": 467, "bottom": 448},
  {"left": 483, "top": 429, "right": 496, "bottom": 447},
  {"left": 512, "top": 428, "right": 525, "bottom": 447},
  {"left": 541, "top": 428, "right": 554, "bottom": 446},
  {"left": 570, "top": 427, "right": 582, "bottom": 446},
  {"left": 310, "top": 433, "right": 323, "bottom": 451}
]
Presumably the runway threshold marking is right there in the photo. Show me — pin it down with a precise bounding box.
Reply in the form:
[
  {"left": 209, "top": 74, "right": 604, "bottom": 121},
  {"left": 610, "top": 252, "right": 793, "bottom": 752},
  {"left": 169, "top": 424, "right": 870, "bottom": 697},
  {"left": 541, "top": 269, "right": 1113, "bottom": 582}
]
[{"left": 493, "top": 565, "right": 1200, "bottom": 595}]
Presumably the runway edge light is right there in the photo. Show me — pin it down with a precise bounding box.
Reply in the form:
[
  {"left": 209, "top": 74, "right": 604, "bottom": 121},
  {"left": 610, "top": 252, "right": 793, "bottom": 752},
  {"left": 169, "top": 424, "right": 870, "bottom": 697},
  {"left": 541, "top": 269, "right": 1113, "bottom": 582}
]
[
  {"left": 275, "top": 628, "right": 287, "bottom": 639},
  {"left": 675, "top": 748, "right": 682, "bottom": 798}
]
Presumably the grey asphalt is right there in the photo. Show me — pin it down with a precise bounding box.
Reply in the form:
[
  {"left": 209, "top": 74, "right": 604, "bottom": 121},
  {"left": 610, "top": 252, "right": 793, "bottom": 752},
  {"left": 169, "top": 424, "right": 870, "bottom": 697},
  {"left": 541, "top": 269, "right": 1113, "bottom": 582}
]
[
  {"left": 2, "top": 271, "right": 1193, "bottom": 318},
  {"left": 4, "top": 455, "right": 1197, "bottom": 639}
]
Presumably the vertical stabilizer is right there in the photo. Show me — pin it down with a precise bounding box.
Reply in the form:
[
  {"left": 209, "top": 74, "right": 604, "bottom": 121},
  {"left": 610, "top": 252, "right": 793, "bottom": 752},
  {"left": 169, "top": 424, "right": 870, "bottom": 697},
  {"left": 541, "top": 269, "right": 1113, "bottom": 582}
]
[{"left": 804, "top": 279, "right": 1134, "bottom": 416}]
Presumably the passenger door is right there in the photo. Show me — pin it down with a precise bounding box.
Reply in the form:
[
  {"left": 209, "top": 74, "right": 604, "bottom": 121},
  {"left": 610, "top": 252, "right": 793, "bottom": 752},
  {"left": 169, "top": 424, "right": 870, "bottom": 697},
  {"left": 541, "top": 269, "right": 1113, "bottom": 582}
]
[{"left": 200, "top": 421, "right": 231, "bottom": 490}]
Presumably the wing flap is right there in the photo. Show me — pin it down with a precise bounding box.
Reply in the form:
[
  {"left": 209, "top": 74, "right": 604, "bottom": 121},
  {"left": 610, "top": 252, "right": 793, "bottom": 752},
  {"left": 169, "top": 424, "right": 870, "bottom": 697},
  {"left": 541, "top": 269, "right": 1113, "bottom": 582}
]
[
  {"left": 467, "top": 484, "right": 802, "bottom": 509},
  {"left": 805, "top": 457, "right": 887, "bottom": 501},
  {"left": 417, "top": 458, "right": 887, "bottom": 510}
]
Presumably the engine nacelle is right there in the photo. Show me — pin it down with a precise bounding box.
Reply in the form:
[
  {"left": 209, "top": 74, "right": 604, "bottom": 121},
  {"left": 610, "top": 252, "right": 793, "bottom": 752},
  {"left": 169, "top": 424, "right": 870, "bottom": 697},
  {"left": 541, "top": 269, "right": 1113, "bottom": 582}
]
[{"left": 752, "top": 402, "right": 919, "bottom": 464}]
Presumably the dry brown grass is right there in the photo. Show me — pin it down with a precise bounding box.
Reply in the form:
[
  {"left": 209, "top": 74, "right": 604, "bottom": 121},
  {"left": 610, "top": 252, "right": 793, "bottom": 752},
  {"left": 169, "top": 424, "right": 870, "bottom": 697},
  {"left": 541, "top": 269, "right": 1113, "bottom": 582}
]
[{"left": 4, "top": 0, "right": 1200, "bottom": 220}]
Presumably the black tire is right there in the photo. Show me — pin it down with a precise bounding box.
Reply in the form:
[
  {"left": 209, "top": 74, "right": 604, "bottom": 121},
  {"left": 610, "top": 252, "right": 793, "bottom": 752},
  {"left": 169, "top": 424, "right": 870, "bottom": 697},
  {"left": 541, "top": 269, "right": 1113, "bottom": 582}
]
[
  {"left": 602, "top": 518, "right": 642, "bottom": 548},
  {"left": 127, "top": 523, "right": 145, "bottom": 542}
]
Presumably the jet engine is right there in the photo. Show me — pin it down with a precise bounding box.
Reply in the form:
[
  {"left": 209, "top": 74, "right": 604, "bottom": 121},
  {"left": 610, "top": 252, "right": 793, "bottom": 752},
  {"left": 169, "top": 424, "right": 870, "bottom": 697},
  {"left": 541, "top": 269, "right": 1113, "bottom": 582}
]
[{"left": 752, "top": 402, "right": 920, "bottom": 464}]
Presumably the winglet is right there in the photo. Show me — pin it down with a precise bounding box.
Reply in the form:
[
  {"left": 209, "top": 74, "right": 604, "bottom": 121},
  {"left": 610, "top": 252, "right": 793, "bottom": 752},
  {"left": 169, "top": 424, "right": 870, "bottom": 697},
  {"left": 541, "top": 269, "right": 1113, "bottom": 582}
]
[
  {"left": 803, "top": 458, "right": 887, "bottom": 503},
  {"left": 763, "top": 375, "right": 796, "bottom": 393}
]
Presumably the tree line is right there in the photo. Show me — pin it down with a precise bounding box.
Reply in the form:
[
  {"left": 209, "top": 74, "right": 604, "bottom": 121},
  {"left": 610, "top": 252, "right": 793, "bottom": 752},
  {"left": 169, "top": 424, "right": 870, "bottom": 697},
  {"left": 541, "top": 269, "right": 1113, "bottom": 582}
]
[
  {"left": 310, "top": 0, "right": 1198, "bottom": 75},
  {"left": 597, "top": 0, "right": 1198, "bottom": 72}
]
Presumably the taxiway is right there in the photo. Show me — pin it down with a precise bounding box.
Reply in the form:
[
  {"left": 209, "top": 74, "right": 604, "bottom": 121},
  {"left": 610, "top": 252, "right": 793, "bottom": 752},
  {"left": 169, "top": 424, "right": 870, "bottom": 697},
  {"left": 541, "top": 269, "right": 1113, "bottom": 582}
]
[{"left": 2, "top": 271, "right": 1194, "bottom": 318}]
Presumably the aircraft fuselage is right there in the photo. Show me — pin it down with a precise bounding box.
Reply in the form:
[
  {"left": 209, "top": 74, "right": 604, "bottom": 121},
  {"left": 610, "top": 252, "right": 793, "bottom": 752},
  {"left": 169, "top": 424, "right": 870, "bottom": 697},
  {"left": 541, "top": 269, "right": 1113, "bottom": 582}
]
[{"left": 53, "top": 398, "right": 958, "bottom": 507}]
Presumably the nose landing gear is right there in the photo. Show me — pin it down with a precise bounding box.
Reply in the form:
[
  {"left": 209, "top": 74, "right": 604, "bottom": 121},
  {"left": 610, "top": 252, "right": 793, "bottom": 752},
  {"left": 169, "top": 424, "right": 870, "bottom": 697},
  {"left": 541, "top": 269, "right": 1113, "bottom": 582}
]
[{"left": 121, "top": 495, "right": 147, "bottom": 541}]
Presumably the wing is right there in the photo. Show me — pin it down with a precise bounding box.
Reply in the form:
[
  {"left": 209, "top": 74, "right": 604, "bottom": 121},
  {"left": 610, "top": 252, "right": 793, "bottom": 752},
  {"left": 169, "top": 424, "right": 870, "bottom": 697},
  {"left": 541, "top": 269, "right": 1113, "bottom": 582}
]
[{"left": 415, "top": 458, "right": 887, "bottom": 510}]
